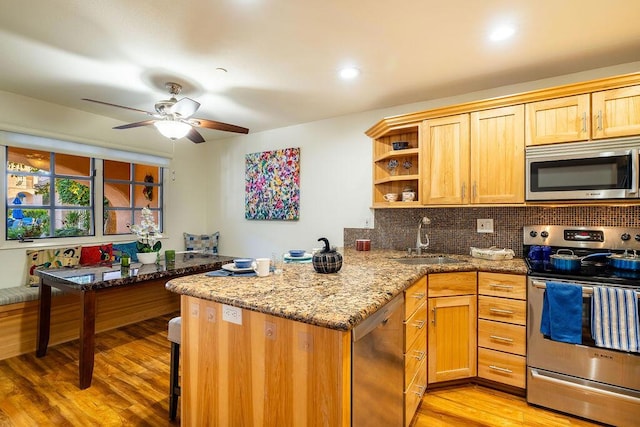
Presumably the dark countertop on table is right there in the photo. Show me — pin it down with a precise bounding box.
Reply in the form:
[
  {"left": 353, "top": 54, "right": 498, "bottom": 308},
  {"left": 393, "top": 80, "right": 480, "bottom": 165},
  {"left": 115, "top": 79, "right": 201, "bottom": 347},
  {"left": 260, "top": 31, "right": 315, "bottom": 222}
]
[
  {"left": 36, "top": 253, "right": 236, "bottom": 291},
  {"left": 165, "top": 249, "right": 527, "bottom": 332}
]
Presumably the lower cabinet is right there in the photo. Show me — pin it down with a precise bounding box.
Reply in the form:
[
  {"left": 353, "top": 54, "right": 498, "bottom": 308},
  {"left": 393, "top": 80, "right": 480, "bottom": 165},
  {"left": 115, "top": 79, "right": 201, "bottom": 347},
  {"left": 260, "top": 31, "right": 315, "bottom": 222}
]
[
  {"left": 404, "top": 276, "right": 427, "bottom": 426},
  {"left": 477, "top": 272, "right": 527, "bottom": 389},
  {"left": 427, "top": 272, "right": 477, "bottom": 384}
]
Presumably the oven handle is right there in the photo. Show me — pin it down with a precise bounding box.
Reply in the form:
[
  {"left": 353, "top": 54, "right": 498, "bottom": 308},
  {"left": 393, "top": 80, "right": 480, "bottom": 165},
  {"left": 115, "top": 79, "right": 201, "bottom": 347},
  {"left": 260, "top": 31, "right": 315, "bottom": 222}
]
[
  {"left": 530, "top": 369, "right": 640, "bottom": 404},
  {"left": 531, "top": 280, "right": 640, "bottom": 299}
]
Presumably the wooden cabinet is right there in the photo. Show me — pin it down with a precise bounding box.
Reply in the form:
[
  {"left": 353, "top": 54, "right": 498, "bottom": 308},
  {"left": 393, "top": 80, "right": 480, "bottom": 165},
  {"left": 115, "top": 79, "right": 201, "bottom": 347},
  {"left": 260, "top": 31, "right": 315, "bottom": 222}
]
[
  {"left": 404, "top": 276, "right": 427, "bottom": 426},
  {"left": 477, "top": 272, "right": 527, "bottom": 389},
  {"left": 592, "top": 84, "right": 640, "bottom": 139},
  {"left": 372, "top": 124, "right": 421, "bottom": 206},
  {"left": 470, "top": 105, "right": 525, "bottom": 204},
  {"left": 427, "top": 272, "right": 477, "bottom": 384},
  {"left": 421, "top": 114, "right": 470, "bottom": 205},
  {"left": 525, "top": 94, "right": 590, "bottom": 146}
]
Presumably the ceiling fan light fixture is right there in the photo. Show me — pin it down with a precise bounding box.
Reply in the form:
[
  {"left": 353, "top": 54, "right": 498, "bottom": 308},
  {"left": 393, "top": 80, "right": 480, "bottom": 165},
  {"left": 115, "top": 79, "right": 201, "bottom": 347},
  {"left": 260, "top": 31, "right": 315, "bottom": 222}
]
[{"left": 154, "top": 120, "right": 192, "bottom": 140}]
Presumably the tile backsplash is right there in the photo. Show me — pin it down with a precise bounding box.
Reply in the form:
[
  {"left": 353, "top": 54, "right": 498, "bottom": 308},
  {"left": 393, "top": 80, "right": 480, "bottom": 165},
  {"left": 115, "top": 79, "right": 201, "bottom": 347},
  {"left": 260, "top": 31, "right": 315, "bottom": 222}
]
[{"left": 344, "top": 205, "right": 640, "bottom": 258}]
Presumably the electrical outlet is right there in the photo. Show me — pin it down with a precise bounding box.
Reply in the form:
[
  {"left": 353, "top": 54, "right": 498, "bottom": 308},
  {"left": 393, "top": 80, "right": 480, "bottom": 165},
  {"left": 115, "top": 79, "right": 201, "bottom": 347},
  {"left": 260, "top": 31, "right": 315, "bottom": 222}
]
[
  {"left": 222, "top": 304, "right": 242, "bottom": 325},
  {"left": 477, "top": 218, "right": 494, "bottom": 233}
]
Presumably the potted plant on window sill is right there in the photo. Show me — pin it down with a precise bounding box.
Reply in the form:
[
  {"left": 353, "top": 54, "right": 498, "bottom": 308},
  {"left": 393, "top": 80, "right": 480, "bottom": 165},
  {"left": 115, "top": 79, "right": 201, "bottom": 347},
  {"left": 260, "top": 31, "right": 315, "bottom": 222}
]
[{"left": 129, "top": 207, "right": 162, "bottom": 264}]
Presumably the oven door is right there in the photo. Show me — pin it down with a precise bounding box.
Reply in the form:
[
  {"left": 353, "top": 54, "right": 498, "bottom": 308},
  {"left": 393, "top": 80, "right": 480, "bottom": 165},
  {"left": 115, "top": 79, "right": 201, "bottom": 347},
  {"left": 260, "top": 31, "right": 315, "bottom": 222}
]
[
  {"left": 526, "top": 139, "right": 639, "bottom": 201},
  {"left": 527, "top": 278, "right": 640, "bottom": 426},
  {"left": 527, "top": 278, "right": 640, "bottom": 390}
]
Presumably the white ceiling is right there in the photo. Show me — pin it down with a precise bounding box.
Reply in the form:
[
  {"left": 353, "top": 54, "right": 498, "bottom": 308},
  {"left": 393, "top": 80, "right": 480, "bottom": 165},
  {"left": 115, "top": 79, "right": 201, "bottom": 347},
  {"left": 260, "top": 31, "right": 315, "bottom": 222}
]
[{"left": 1, "top": 0, "right": 640, "bottom": 141}]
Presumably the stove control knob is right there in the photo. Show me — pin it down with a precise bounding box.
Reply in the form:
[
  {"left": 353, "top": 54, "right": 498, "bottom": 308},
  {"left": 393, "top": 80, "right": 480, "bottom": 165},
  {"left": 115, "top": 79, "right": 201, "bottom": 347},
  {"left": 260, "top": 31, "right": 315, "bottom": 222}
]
[
  {"left": 621, "top": 233, "right": 631, "bottom": 241},
  {"left": 636, "top": 234, "right": 640, "bottom": 242},
  {"left": 540, "top": 231, "right": 549, "bottom": 238},
  {"left": 529, "top": 231, "right": 538, "bottom": 237}
]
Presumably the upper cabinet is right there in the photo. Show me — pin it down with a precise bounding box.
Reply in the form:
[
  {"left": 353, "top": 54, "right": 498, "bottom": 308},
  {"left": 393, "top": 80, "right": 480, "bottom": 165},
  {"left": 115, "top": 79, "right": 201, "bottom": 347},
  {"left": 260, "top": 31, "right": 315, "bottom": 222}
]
[
  {"left": 366, "top": 73, "right": 640, "bottom": 208},
  {"left": 470, "top": 105, "right": 525, "bottom": 204},
  {"left": 592, "top": 85, "right": 640, "bottom": 139},
  {"left": 525, "top": 94, "right": 590, "bottom": 146},
  {"left": 422, "top": 114, "right": 470, "bottom": 205}
]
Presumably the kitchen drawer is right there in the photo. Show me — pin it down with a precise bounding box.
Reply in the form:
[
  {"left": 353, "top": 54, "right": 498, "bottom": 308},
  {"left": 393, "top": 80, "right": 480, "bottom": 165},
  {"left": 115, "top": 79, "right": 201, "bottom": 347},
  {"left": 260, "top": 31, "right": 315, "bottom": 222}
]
[
  {"left": 478, "top": 296, "right": 526, "bottom": 326},
  {"left": 428, "top": 271, "right": 476, "bottom": 297},
  {"left": 404, "top": 327, "right": 426, "bottom": 388},
  {"left": 478, "top": 347, "right": 526, "bottom": 388},
  {"left": 404, "top": 358, "right": 426, "bottom": 427},
  {"left": 477, "top": 272, "right": 526, "bottom": 300},
  {"left": 478, "top": 319, "right": 526, "bottom": 356},
  {"left": 404, "top": 301, "right": 426, "bottom": 351},
  {"left": 405, "top": 276, "right": 427, "bottom": 319}
]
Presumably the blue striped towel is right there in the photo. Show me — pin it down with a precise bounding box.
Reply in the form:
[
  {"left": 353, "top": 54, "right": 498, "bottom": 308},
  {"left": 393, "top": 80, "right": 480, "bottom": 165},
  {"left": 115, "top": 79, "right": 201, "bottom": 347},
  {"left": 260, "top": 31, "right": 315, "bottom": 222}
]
[{"left": 591, "top": 286, "right": 640, "bottom": 353}]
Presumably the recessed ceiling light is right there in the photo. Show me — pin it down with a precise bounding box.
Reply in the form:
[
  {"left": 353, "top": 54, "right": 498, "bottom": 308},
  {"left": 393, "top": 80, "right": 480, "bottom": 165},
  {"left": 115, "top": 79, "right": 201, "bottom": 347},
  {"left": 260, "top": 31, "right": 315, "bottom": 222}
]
[
  {"left": 489, "top": 25, "right": 516, "bottom": 41},
  {"left": 339, "top": 67, "right": 360, "bottom": 80}
]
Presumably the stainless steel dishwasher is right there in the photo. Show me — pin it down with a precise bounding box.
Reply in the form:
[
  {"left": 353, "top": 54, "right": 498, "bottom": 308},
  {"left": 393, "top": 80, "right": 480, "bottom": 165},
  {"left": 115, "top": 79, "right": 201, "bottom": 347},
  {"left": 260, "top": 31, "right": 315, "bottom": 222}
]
[{"left": 352, "top": 293, "right": 404, "bottom": 426}]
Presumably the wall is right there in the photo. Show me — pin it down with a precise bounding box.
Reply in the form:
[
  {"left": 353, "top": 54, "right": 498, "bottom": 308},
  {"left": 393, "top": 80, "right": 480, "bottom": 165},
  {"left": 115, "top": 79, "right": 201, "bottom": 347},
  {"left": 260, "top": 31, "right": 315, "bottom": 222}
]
[
  {"left": 206, "top": 61, "right": 640, "bottom": 259},
  {"left": 345, "top": 205, "right": 640, "bottom": 258}
]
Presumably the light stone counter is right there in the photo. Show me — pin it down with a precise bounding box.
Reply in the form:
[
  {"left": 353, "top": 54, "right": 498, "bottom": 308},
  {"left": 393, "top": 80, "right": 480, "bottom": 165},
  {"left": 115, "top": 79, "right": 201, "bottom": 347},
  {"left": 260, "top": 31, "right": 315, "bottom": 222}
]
[{"left": 165, "top": 249, "right": 527, "bottom": 331}]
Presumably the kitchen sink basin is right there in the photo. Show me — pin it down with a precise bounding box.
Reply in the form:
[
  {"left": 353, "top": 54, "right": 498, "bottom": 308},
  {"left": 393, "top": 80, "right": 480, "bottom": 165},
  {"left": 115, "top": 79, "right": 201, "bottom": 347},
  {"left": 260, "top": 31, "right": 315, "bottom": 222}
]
[{"left": 393, "top": 256, "right": 462, "bottom": 265}]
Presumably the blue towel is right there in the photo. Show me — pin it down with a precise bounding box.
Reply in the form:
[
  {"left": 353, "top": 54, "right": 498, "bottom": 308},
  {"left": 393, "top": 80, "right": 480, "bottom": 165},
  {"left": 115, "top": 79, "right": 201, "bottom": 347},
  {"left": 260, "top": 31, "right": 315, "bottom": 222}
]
[
  {"left": 206, "top": 269, "right": 257, "bottom": 277},
  {"left": 591, "top": 286, "right": 639, "bottom": 353},
  {"left": 540, "top": 282, "right": 583, "bottom": 344}
]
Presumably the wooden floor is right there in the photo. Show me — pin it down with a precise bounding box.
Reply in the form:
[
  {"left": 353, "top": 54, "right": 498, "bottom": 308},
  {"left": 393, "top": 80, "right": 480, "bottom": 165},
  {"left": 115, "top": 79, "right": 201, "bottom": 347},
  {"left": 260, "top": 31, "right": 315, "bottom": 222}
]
[{"left": 0, "top": 313, "right": 603, "bottom": 427}]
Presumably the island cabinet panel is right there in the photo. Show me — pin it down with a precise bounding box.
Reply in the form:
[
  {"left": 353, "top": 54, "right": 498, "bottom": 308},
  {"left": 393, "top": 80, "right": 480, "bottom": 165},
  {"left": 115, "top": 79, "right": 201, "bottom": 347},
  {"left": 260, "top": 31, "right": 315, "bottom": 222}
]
[{"left": 181, "top": 296, "right": 351, "bottom": 427}]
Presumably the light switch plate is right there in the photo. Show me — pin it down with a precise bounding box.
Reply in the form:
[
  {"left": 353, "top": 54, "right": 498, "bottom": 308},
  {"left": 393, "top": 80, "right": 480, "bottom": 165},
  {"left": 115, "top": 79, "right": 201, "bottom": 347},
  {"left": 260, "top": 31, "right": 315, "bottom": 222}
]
[{"left": 477, "top": 218, "right": 494, "bottom": 233}]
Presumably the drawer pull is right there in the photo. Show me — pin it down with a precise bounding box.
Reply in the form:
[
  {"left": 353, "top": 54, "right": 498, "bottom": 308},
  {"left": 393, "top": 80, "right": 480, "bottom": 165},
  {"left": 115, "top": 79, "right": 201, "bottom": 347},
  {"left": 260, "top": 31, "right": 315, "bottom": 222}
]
[
  {"left": 489, "top": 308, "right": 514, "bottom": 315},
  {"left": 490, "top": 335, "right": 514, "bottom": 343},
  {"left": 489, "top": 284, "right": 513, "bottom": 290},
  {"left": 412, "top": 350, "right": 426, "bottom": 361},
  {"left": 412, "top": 292, "right": 425, "bottom": 300},
  {"left": 489, "top": 365, "right": 513, "bottom": 374},
  {"left": 413, "top": 384, "right": 426, "bottom": 397},
  {"left": 413, "top": 319, "right": 426, "bottom": 330}
]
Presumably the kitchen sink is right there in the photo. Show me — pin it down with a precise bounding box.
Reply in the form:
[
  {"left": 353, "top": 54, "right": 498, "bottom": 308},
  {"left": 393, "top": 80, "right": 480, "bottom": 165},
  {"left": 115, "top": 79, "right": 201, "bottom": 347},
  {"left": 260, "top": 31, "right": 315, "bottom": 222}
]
[{"left": 392, "top": 256, "right": 462, "bottom": 265}]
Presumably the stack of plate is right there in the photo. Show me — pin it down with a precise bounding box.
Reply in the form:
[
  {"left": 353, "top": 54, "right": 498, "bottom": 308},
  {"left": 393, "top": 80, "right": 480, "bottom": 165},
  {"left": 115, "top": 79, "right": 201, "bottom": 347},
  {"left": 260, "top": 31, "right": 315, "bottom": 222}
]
[{"left": 284, "top": 251, "right": 312, "bottom": 263}]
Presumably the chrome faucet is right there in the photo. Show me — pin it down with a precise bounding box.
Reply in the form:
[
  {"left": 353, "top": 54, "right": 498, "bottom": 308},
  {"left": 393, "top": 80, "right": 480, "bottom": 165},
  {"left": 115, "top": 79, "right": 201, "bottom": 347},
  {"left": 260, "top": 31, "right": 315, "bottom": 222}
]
[{"left": 416, "top": 216, "right": 430, "bottom": 255}]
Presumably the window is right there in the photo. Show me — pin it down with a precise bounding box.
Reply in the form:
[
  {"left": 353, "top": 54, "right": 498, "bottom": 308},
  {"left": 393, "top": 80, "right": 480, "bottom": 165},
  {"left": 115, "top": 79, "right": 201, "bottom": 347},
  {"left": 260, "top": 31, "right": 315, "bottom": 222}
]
[
  {"left": 103, "top": 160, "right": 163, "bottom": 235},
  {"left": 6, "top": 147, "right": 94, "bottom": 240}
]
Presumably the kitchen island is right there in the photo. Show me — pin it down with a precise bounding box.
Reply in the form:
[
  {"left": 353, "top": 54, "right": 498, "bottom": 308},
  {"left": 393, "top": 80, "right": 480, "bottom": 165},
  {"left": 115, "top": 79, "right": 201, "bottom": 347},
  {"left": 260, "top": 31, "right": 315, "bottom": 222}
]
[{"left": 165, "top": 250, "right": 526, "bottom": 426}]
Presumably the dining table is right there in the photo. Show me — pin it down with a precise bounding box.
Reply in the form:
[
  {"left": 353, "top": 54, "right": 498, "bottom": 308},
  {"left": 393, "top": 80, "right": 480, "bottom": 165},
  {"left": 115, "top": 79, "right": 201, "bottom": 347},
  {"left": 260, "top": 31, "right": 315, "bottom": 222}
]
[{"left": 35, "top": 252, "right": 235, "bottom": 389}]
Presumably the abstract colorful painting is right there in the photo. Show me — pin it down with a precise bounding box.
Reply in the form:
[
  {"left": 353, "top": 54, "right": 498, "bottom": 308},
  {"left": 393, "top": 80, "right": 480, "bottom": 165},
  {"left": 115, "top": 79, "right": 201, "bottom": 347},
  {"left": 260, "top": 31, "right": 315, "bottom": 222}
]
[{"left": 245, "top": 147, "right": 300, "bottom": 220}]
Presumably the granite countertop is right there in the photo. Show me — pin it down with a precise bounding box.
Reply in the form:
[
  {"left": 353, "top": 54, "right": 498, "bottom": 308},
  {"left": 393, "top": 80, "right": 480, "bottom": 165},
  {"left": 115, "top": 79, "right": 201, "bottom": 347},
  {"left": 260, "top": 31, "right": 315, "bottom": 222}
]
[
  {"left": 165, "top": 249, "right": 527, "bottom": 332},
  {"left": 36, "top": 253, "right": 236, "bottom": 291}
]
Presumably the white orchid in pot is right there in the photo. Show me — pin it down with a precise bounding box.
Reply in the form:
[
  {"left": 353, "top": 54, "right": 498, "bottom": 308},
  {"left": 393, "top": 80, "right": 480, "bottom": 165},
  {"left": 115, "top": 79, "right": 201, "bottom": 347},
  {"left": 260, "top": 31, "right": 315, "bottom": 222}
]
[{"left": 129, "top": 207, "right": 162, "bottom": 263}]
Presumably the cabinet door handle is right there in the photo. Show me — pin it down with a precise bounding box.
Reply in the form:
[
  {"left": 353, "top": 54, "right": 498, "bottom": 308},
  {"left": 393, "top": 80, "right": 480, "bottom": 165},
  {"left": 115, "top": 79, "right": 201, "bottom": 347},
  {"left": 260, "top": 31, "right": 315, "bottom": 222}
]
[
  {"left": 412, "top": 292, "right": 425, "bottom": 300},
  {"left": 461, "top": 182, "right": 466, "bottom": 200},
  {"left": 489, "top": 365, "right": 513, "bottom": 374},
  {"left": 597, "top": 109, "right": 603, "bottom": 130},
  {"left": 472, "top": 182, "right": 477, "bottom": 200},
  {"left": 413, "top": 384, "right": 426, "bottom": 397},
  {"left": 489, "top": 284, "right": 513, "bottom": 290},
  {"left": 489, "top": 308, "right": 514, "bottom": 315},
  {"left": 412, "top": 350, "right": 426, "bottom": 361},
  {"left": 413, "top": 319, "right": 426, "bottom": 330},
  {"left": 581, "top": 112, "right": 587, "bottom": 132},
  {"left": 490, "top": 335, "right": 514, "bottom": 343},
  {"left": 432, "top": 308, "right": 437, "bottom": 325}
]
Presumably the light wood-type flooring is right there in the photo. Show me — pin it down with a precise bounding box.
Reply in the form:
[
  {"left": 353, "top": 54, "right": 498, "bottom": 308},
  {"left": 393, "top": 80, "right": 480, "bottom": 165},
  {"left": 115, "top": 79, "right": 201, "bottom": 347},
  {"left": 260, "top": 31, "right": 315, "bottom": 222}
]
[{"left": 0, "top": 312, "right": 603, "bottom": 426}]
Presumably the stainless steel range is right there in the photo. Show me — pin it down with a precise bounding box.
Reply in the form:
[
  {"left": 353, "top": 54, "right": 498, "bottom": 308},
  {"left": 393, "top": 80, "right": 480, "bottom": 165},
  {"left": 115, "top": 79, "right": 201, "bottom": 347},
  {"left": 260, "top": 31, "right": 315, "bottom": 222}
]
[{"left": 524, "top": 225, "right": 640, "bottom": 427}]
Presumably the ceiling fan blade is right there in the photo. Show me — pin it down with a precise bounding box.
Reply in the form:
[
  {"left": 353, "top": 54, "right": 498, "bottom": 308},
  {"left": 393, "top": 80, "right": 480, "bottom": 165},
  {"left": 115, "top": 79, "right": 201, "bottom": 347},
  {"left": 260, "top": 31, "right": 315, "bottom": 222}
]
[
  {"left": 186, "top": 127, "right": 206, "bottom": 143},
  {"left": 171, "top": 97, "right": 200, "bottom": 118},
  {"left": 191, "top": 118, "right": 249, "bottom": 134},
  {"left": 113, "top": 120, "right": 157, "bottom": 129},
  {"left": 82, "top": 98, "right": 153, "bottom": 115}
]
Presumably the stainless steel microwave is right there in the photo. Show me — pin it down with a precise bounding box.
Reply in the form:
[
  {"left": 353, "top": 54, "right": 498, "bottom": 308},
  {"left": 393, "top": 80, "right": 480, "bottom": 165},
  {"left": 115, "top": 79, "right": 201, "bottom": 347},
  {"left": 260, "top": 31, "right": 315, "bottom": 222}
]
[{"left": 526, "top": 138, "right": 640, "bottom": 201}]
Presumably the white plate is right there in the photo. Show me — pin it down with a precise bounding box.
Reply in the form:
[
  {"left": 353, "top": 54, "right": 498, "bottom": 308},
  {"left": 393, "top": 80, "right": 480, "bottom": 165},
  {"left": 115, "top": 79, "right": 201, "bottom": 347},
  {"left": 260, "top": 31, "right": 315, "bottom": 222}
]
[{"left": 222, "top": 263, "right": 254, "bottom": 273}]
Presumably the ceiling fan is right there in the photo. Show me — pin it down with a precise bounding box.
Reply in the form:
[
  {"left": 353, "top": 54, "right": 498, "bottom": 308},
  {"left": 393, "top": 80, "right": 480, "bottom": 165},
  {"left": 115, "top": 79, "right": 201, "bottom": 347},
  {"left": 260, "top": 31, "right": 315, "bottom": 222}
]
[{"left": 82, "top": 82, "right": 249, "bottom": 143}]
